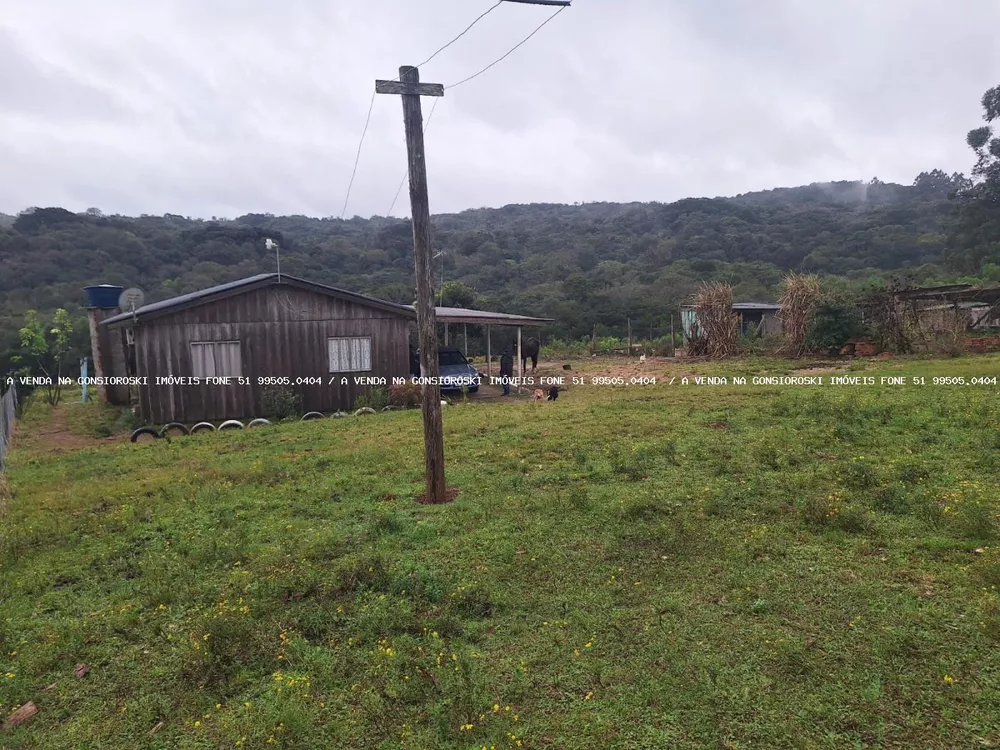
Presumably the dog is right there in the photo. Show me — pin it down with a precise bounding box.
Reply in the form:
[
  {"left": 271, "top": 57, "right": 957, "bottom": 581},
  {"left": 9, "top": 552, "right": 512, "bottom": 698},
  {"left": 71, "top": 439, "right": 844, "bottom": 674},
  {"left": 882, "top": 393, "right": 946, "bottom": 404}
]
[
  {"left": 532, "top": 389, "right": 545, "bottom": 401},
  {"left": 547, "top": 386, "right": 559, "bottom": 401},
  {"left": 639, "top": 354, "right": 646, "bottom": 363}
]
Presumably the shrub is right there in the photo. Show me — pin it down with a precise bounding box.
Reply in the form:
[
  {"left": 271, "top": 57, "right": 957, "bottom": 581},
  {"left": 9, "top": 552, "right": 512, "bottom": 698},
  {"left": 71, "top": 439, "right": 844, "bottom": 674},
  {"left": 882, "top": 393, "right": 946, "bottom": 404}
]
[
  {"left": 355, "top": 387, "right": 389, "bottom": 412},
  {"left": 645, "top": 335, "right": 676, "bottom": 357},
  {"left": 805, "top": 295, "right": 866, "bottom": 353},
  {"left": 261, "top": 386, "right": 302, "bottom": 420},
  {"left": 389, "top": 382, "right": 422, "bottom": 407}
]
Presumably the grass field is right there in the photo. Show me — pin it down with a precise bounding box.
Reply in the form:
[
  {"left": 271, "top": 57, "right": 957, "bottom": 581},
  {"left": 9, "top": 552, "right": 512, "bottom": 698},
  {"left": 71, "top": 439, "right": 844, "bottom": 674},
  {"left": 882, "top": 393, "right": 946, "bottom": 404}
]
[{"left": 2, "top": 355, "right": 1000, "bottom": 749}]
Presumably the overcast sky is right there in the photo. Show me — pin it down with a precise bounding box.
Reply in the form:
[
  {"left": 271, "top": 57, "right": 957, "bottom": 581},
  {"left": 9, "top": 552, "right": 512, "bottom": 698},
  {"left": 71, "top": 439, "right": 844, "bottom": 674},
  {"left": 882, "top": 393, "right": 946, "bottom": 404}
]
[{"left": 1, "top": 0, "right": 998, "bottom": 220}]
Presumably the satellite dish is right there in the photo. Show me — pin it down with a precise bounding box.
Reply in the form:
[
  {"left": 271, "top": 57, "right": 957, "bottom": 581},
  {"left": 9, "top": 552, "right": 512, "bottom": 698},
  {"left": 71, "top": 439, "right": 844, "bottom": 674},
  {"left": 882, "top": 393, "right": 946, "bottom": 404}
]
[{"left": 119, "top": 287, "right": 145, "bottom": 312}]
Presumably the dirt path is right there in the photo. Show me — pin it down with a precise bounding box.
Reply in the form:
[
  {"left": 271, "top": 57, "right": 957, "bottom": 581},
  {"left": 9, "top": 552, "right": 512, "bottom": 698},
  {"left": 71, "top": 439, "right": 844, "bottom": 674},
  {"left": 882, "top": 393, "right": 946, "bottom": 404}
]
[{"left": 14, "top": 402, "right": 119, "bottom": 458}]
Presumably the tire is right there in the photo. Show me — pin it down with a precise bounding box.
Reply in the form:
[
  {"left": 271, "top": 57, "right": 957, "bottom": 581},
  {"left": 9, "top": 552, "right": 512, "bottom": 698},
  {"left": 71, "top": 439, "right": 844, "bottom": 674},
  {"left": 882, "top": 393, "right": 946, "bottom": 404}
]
[
  {"left": 218, "top": 419, "right": 244, "bottom": 430},
  {"left": 300, "top": 412, "right": 325, "bottom": 421},
  {"left": 130, "top": 427, "right": 160, "bottom": 443},
  {"left": 246, "top": 418, "right": 272, "bottom": 428},
  {"left": 159, "top": 422, "right": 190, "bottom": 438},
  {"left": 190, "top": 422, "right": 216, "bottom": 434}
]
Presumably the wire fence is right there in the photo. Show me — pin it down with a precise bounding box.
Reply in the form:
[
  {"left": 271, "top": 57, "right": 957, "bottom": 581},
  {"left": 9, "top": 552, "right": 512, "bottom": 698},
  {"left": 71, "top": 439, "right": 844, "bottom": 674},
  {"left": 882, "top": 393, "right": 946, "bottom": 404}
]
[{"left": 0, "top": 385, "right": 18, "bottom": 472}]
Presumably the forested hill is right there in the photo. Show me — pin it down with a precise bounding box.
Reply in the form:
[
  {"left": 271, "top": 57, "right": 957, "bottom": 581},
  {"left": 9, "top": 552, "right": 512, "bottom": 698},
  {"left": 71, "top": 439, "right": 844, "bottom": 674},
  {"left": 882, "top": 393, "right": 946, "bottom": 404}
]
[{"left": 0, "top": 172, "right": 986, "bottom": 367}]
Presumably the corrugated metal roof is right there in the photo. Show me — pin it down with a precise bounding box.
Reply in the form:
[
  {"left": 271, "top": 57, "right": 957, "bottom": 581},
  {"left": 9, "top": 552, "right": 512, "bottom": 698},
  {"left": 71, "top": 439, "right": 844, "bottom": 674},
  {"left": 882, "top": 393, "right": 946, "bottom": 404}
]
[
  {"left": 101, "top": 273, "right": 417, "bottom": 327},
  {"left": 418, "top": 306, "right": 553, "bottom": 325},
  {"left": 732, "top": 303, "right": 782, "bottom": 311},
  {"left": 680, "top": 302, "right": 781, "bottom": 311}
]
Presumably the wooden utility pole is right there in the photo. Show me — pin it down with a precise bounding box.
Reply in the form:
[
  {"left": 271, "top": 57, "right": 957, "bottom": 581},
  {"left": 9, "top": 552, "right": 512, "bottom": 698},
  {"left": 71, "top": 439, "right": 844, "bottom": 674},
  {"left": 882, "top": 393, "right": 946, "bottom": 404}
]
[
  {"left": 627, "top": 318, "right": 632, "bottom": 356},
  {"left": 376, "top": 66, "right": 446, "bottom": 504}
]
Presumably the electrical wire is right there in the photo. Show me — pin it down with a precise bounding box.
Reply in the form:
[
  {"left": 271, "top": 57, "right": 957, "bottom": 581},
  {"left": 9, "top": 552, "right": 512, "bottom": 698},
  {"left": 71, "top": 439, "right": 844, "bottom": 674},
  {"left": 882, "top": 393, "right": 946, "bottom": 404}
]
[
  {"left": 338, "top": 1, "right": 505, "bottom": 219},
  {"left": 446, "top": 4, "right": 568, "bottom": 89},
  {"left": 339, "top": 90, "right": 377, "bottom": 220},
  {"left": 413, "top": 0, "right": 504, "bottom": 72},
  {"left": 384, "top": 3, "right": 569, "bottom": 215},
  {"left": 386, "top": 98, "right": 441, "bottom": 217}
]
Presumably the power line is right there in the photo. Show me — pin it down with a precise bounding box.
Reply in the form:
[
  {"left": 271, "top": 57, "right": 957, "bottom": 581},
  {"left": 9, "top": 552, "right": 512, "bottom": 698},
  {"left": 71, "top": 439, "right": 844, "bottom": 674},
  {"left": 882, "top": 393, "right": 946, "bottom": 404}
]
[
  {"left": 413, "top": 1, "right": 504, "bottom": 71},
  {"left": 384, "top": 3, "right": 570, "bottom": 215},
  {"left": 387, "top": 98, "right": 441, "bottom": 217},
  {"left": 338, "top": 1, "right": 505, "bottom": 219},
  {"left": 446, "top": 4, "right": 568, "bottom": 90},
  {"left": 339, "top": 90, "right": 377, "bottom": 220}
]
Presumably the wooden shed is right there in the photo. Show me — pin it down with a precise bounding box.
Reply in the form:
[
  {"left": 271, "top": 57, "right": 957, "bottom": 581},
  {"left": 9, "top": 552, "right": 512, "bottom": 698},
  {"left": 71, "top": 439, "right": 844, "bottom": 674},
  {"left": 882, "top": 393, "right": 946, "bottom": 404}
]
[
  {"left": 680, "top": 302, "right": 783, "bottom": 343},
  {"left": 101, "top": 274, "right": 416, "bottom": 424}
]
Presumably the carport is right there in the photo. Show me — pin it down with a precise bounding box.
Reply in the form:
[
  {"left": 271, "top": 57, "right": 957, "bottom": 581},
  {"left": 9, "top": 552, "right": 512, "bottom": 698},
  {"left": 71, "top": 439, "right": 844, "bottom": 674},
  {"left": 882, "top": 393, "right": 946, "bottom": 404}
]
[{"left": 408, "top": 306, "right": 554, "bottom": 381}]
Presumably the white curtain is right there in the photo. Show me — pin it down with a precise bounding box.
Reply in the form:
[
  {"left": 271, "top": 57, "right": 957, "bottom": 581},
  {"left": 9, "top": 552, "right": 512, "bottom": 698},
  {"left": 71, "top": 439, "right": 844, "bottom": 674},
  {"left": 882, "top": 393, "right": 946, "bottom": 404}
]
[
  {"left": 191, "top": 341, "right": 242, "bottom": 377},
  {"left": 328, "top": 337, "right": 372, "bottom": 372}
]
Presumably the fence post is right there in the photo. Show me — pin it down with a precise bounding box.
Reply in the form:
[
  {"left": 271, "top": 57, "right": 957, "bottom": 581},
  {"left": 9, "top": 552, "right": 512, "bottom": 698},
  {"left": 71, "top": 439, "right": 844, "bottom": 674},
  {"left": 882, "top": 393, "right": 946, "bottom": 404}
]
[
  {"left": 81, "top": 357, "right": 89, "bottom": 403},
  {"left": 0, "top": 385, "right": 18, "bottom": 472}
]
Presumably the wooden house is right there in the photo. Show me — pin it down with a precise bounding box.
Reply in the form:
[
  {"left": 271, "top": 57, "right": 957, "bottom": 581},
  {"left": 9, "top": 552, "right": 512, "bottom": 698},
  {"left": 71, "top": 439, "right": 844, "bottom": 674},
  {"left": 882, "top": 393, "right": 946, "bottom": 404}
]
[{"left": 101, "top": 274, "right": 416, "bottom": 424}]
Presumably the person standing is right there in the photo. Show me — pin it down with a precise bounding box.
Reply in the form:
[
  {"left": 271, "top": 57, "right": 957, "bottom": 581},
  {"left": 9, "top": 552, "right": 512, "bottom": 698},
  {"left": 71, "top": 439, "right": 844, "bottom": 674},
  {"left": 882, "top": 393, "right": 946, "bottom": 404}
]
[{"left": 499, "top": 346, "right": 513, "bottom": 396}]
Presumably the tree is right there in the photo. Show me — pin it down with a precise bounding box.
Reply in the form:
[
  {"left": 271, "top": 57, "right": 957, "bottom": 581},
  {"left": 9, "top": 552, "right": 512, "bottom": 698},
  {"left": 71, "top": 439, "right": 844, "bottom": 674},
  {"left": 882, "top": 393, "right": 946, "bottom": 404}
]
[
  {"left": 438, "top": 281, "right": 477, "bottom": 308},
  {"left": 805, "top": 295, "right": 865, "bottom": 354},
  {"left": 967, "top": 85, "right": 1000, "bottom": 189},
  {"left": 16, "top": 309, "right": 74, "bottom": 405},
  {"left": 950, "top": 84, "right": 1000, "bottom": 272}
]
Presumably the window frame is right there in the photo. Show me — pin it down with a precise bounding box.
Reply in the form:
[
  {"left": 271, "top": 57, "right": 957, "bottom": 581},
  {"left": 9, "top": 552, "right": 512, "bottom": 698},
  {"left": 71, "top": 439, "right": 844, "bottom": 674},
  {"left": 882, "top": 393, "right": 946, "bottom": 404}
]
[
  {"left": 190, "top": 340, "right": 243, "bottom": 378},
  {"left": 327, "top": 336, "right": 373, "bottom": 373}
]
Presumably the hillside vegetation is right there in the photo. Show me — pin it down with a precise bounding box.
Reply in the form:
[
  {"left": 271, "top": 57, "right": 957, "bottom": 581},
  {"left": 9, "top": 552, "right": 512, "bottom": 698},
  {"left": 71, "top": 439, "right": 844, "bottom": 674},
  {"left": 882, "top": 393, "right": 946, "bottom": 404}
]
[
  {"left": 2, "top": 355, "right": 1000, "bottom": 748},
  {"left": 1, "top": 172, "right": 992, "bottom": 377}
]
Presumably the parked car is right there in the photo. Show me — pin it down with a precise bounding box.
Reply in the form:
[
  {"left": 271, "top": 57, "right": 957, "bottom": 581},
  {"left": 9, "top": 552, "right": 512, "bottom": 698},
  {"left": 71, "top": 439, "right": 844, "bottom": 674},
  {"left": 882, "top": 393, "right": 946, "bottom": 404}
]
[{"left": 411, "top": 347, "right": 480, "bottom": 392}]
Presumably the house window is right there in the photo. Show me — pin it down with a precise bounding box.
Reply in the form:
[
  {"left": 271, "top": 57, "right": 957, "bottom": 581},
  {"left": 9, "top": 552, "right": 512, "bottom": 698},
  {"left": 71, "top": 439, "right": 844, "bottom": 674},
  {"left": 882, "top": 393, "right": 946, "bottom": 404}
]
[
  {"left": 191, "top": 341, "right": 242, "bottom": 378},
  {"left": 328, "top": 336, "right": 372, "bottom": 373}
]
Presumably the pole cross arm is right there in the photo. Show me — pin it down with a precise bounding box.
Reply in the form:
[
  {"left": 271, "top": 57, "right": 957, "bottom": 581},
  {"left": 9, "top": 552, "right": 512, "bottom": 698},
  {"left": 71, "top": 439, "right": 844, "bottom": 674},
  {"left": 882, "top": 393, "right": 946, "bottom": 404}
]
[{"left": 375, "top": 80, "right": 445, "bottom": 97}]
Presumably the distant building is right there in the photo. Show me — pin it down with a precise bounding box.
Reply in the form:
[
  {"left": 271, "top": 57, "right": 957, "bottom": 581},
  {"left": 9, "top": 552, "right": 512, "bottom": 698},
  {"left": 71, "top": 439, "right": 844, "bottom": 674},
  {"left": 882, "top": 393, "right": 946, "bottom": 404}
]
[
  {"left": 680, "top": 302, "right": 783, "bottom": 344},
  {"left": 891, "top": 284, "right": 1000, "bottom": 331}
]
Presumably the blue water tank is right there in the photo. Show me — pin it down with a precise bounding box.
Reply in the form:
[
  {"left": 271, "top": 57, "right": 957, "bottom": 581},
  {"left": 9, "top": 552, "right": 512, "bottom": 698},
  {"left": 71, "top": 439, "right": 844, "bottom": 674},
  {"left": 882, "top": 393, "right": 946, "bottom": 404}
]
[{"left": 84, "top": 285, "right": 124, "bottom": 308}]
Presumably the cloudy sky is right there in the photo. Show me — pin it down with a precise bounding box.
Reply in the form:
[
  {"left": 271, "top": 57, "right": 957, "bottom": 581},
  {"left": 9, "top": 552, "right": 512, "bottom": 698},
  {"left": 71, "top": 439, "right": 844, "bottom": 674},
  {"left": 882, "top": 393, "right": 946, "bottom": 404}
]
[{"left": 1, "top": 0, "right": 998, "bottom": 220}]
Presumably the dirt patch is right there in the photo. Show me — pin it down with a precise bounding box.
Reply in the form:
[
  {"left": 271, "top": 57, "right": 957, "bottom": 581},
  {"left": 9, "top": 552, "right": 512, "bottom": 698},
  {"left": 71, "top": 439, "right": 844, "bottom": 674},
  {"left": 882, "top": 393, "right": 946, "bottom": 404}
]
[
  {"left": 13, "top": 403, "right": 122, "bottom": 458},
  {"left": 416, "top": 486, "right": 460, "bottom": 505}
]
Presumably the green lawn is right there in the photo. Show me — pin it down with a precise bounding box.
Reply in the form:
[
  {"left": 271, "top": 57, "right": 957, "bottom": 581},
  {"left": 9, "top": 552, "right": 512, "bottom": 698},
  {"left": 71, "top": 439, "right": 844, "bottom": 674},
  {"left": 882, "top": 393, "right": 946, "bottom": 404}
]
[{"left": 2, "top": 355, "right": 1000, "bottom": 749}]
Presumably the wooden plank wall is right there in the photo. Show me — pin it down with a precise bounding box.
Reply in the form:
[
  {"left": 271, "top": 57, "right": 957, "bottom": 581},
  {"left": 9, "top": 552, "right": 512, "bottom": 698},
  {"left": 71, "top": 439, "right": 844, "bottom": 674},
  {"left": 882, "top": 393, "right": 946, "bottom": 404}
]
[{"left": 135, "top": 286, "right": 410, "bottom": 423}]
